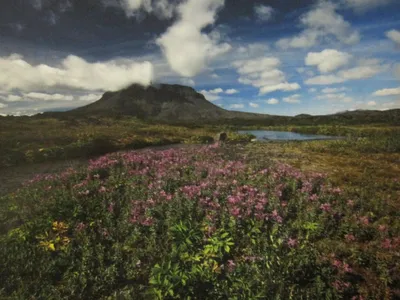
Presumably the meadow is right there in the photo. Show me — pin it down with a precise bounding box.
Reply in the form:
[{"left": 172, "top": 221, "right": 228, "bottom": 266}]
[{"left": 0, "top": 119, "right": 399, "bottom": 299}]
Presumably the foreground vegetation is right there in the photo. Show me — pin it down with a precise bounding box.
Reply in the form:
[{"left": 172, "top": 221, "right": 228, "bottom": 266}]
[
  {"left": 1, "top": 137, "right": 399, "bottom": 299},
  {"left": 1, "top": 118, "right": 399, "bottom": 298}
]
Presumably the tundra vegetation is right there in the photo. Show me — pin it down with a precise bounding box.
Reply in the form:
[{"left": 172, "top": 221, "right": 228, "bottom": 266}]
[{"left": 0, "top": 116, "right": 399, "bottom": 299}]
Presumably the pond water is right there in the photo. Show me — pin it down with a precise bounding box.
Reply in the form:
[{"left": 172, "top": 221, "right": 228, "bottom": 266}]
[{"left": 238, "top": 130, "right": 339, "bottom": 141}]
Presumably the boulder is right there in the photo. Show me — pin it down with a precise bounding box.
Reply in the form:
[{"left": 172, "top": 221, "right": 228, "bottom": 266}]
[{"left": 215, "top": 132, "right": 228, "bottom": 142}]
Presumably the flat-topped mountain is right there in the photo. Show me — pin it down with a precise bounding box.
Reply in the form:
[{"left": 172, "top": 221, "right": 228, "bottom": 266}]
[
  {"left": 70, "top": 83, "right": 264, "bottom": 121},
  {"left": 34, "top": 83, "right": 399, "bottom": 125}
]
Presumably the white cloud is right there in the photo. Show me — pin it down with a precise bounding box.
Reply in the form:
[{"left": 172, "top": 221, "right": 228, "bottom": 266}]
[
  {"left": 237, "top": 43, "right": 269, "bottom": 58},
  {"left": 24, "top": 92, "right": 74, "bottom": 101},
  {"left": 209, "top": 88, "right": 224, "bottom": 94},
  {"left": 316, "top": 93, "right": 353, "bottom": 102},
  {"left": 276, "top": 2, "right": 360, "bottom": 49},
  {"left": 79, "top": 94, "right": 102, "bottom": 101},
  {"left": 309, "top": 88, "right": 317, "bottom": 93},
  {"left": 211, "top": 73, "right": 220, "bottom": 78},
  {"left": 344, "top": 0, "right": 393, "bottom": 12},
  {"left": 156, "top": 0, "right": 231, "bottom": 77},
  {"left": 229, "top": 103, "right": 244, "bottom": 109},
  {"left": 249, "top": 102, "right": 259, "bottom": 108},
  {"left": 259, "top": 83, "right": 301, "bottom": 95},
  {"left": 6, "top": 95, "right": 23, "bottom": 102},
  {"left": 283, "top": 94, "right": 301, "bottom": 104},
  {"left": 305, "top": 49, "right": 351, "bottom": 73},
  {"left": 0, "top": 54, "right": 153, "bottom": 92},
  {"left": 322, "top": 87, "right": 348, "bottom": 93},
  {"left": 200, "top": 90, "right": 221, "bottom": 101},
  {"left": 180, "top": 78, "right": 195, "bottom": 86},
  {"left": 225, "top": 89, "right": 239, "bottom": 94},
  {"left": 367, "top": 100, "right": 377, "bottom": 106},
  {"left": 386, "top": 29, "right": 400, "bottom": 45},
  {"left": 305, "top": 74, "right": 344, "bottom": 85},
  {"left": 0, "top": 103, "right": 7, "bottom": 109},
  {"left": 306, "top": 61, "right": 387, "bottom": 85},
  {"left": 373, "top": 87, "right": 400, "bottom": 96},
  {"left": 338, "top": 65, "right": 387, "bottom": 80},
  {"left": 254, "top": 4, "right": 274, "bottom": 22},
  {"left": 233, "top": 57, "right": 300, "bottom": 94},
  {"left": 102, "top": 0, "right": 176, "bottom": 19},
  {"left": 266, "top": 98, "right": 279, "bottom": 104}
]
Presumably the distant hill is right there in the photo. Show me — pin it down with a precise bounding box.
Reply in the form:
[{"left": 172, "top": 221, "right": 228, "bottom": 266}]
[
  {"left": 33, "top": 83, "right": 399, "bottom": 125},
  {"left": 69, "top": 83, "right": 265, "bottom": 121}
]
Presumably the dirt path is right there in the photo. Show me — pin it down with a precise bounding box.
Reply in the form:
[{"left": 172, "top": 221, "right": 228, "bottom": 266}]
[{"left": 0, "top": 143, "right": 200, "bottom": 197}]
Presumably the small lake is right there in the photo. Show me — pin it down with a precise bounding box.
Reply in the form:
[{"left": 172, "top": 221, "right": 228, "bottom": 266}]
[{"left": 239, "top": 130, "right": 339, "bottom": 141}]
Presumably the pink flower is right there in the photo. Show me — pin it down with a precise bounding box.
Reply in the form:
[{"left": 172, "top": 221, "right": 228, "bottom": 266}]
[
  {"left": 287, "top": 238, "right": 298, "bottom": 248},
  {"left": 75, "top": 222, "right": 86, "bottom": 232},
  {"left": 378, "top": 224, "right": 387, "bottom": 232},
  {"left": 345, "top": 234, "right": 356, "bottom": 242},
  {"left": 359, "top": 216, "right": 369, "bottom": 226},
  {"left": 382, "top": 238, "right": 392, "bottom": 249},
  {"left": 309, "top": 194, "right": 319, "bottom": 201},
  {"left": 320, "top": 203, "right": 331, "bottom": 212},
  {"left": 99, "top": 186, "right": 107, "bottom": 193},
  {"left": 226, "top": 260, "right": 236, "bottom": 273},
  {"left": 230, "top": 207, "right": 241, "bottom": 217},
  {"left": 332, "top": 280, "right": 350, "bottom": 292},
  {"left": 342, "top": 263, "right": 352, "bottom": 273}
]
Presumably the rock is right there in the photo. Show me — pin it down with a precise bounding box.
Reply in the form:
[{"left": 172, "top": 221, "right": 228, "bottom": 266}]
[
  {"left": 251, "top": 138, "right": 257, "bottom": 142},
  {"left": 215, "top": 132, "right": 228, "bottom": 142}
]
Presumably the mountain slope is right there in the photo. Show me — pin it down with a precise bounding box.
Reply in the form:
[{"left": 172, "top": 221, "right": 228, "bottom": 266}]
[
  {"left": 61, "top": 83, "right": 400, "bottom": 125},
  {"left": 71, "top": 84, "right": 227, "bottom": 120}
]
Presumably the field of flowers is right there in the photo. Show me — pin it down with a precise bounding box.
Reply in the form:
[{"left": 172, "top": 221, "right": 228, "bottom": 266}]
[{"left": 1, "top": 142, "right": 399, "bottom": 299}]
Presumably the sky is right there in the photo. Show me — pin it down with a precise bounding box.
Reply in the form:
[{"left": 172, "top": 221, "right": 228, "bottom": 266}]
[{"left": 0, "top": 0, "right": 400, "bottom": 116}]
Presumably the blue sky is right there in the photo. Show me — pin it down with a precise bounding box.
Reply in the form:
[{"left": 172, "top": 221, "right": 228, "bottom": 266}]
[{"left": 0, "top": 0, "right": 399, "bottom": 116}]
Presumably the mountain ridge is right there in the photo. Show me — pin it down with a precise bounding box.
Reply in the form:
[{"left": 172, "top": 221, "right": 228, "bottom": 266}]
[{"left": 32, "top": 83, "right": 399, "bottom": 125}]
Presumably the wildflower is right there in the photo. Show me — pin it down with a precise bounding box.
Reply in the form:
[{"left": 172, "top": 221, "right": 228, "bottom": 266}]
[
  {"left": 378, "top": 224, "right": 387, "bottom": 232},
  {"left": 345, "top": 234, "right": 356, "bottom": 242},
  {"left": 108, "top": 203, "right": 115, "bottom": 213},
  {"left": 230, "top": 207, "right": 241, "bottom": 217},
  {"left": 382, "top": 238, "right": 392, "bottom": 249},
  {"left": 347, "top": 200, "right": 354, "bottom": 207},
  {"left": 99, "top": 186, "right": 107, "bottom": 193},
  {"left": 226, "top": 260, "right": 236, "bottom": 273},
  {"left": 75, "top": 222, "right": 86, "bottom": 232},
  {"left": 342, "top": 263, "right": 352, "bottom": 273},
  {"left": 359, "top": 216, "right": 369, "bottom": 226},
  {"left": 332, "top": 280, "right": 350, "bottom": 292},
  {"left": 309, "top": 194, "right": 319, "bottom": 201},
  {"left": 270, "top": 210, "right": 283, "bottom": 223},
  {"left": 320, "top": 203, "right": 331, "bottom": 212},
  {"left": 287, "top": 238, "right": 298, "bottom": 248}
]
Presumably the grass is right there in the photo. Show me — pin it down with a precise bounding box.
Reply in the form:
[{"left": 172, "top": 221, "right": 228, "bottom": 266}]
[
  {"left": 0, "top": 122, "right": 399, "bottom": 299},
  {"left": 0, "top": 116, "right": 253, "bottom": 169}
]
